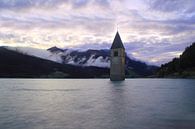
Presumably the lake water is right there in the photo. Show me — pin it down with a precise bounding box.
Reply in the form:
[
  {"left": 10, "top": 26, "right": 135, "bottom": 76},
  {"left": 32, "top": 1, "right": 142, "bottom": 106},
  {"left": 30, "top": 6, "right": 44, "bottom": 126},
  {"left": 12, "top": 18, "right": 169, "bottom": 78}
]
[{"left": 0, "top": 79, "right": 195, "bottom": 129}]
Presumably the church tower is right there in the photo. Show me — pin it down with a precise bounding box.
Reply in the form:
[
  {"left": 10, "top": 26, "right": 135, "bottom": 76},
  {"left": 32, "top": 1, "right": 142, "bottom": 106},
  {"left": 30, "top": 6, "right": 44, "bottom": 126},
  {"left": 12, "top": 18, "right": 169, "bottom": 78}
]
[{"left": 110, "top": 31, "right": 125, "bottom": 81}]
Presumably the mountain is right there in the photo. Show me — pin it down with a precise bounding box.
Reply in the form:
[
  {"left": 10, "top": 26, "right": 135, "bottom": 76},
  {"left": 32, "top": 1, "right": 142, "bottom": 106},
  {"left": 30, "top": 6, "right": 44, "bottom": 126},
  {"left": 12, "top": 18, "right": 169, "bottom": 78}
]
[
  {"left": 0, "top": 47, "right": 109, "bottom": 78},
  {"left": 0, "top": 46, "right": 158, "bottom": 78},
  {"left": 48, "top": 47, "right": 110, "bottom": 67},
  {"left": 47, "top": 46, "right": 158, "bottom": 76},
  {"left": 156, "top": 42, "right": 195, "bottom": 78}
]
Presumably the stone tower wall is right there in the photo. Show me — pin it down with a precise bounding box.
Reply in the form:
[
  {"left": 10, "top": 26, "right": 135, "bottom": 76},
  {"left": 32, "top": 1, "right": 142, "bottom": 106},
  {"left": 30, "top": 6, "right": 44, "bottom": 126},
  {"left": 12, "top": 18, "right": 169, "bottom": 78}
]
[{"left": 110, "top": 48, "right": 125, "bottom": 81}]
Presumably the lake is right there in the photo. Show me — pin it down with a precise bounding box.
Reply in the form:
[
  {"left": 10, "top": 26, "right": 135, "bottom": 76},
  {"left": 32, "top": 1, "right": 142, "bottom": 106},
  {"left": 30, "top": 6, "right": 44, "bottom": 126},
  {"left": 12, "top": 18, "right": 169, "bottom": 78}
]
[{"left": 0, "top": 79, "right": 195, "bottom": 129}]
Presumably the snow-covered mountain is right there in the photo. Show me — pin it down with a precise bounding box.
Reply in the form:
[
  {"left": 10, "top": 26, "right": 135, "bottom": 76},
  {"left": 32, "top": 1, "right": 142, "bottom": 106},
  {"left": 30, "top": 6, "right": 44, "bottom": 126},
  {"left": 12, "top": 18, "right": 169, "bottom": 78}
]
[
  {"left": 48, "top": 47, "right": 110, "bottom": 67},
  {"left": 47, "top": 47, "right": 158, "bottom": 76},
  {"left": 6, "top": 46, "right": 111, "bottom": 68},
  {"left": 4, "top": 46, "right": 158, "bottom": 76},
  {"left": 0, "top": 47, "right": 109, "bottom": 78}
]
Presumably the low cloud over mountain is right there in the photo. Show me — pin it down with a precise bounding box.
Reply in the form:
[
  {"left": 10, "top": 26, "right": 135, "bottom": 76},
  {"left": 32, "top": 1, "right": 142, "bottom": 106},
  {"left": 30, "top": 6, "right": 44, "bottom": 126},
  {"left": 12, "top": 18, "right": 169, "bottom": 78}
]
[{"left": 3, "top": 46, "right": 158, "bottom": 77}]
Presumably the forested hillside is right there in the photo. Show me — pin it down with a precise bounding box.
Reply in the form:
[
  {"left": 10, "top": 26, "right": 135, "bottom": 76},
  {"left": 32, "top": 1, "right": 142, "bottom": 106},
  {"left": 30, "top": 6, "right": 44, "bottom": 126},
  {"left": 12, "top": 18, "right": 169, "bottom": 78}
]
[{"left": 157, "top": 42, "right": 195, "bottom": 78}]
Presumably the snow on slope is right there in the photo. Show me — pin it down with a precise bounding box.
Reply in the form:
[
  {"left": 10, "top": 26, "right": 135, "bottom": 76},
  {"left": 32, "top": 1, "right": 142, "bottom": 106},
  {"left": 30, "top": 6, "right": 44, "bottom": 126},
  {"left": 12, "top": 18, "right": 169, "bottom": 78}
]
[
  {"left": 62, "top": 55, "right": 110, "bottom": 67},
  {"left": 5, "top": 46, "right": 110, "bottom": 68},
  {"left": 85, "top": 55, "right": 110, "bottom": 67},
  {"left": 6, "top": 46, "right": 63, "bottom": 63}
]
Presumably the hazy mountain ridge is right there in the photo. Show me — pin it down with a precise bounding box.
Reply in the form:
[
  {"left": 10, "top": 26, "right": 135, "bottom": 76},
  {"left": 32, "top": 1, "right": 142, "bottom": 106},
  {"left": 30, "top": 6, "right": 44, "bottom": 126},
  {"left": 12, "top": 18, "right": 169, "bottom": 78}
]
[{"left": 6, "top": 46, "right": 63, "bottom": 63}]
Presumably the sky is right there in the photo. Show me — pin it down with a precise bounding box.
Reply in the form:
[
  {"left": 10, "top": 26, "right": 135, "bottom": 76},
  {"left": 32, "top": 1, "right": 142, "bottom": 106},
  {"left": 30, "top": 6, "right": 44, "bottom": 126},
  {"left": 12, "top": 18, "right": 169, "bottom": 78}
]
[{"left": 0, "top": 0, "right": 195, "bottom": 65}]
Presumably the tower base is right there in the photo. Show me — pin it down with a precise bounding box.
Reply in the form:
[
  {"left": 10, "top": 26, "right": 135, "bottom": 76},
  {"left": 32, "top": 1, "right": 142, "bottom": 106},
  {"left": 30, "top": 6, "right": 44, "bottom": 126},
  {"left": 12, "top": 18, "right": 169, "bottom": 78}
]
[{"left": 110, "top": 75, "right": 125, "bottom": 81}]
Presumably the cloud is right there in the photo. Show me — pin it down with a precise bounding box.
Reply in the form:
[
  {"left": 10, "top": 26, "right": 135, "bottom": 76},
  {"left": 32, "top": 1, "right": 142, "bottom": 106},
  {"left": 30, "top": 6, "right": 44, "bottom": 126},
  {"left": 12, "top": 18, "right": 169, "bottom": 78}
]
[
  {"left": 0, "top": 0, "right": 111, "bottom": 10},
  {"left": 149, "top": 0, "right": 195, "bottom": 13},
  {"left": 95, "top": 0, "right": 110, "bottom": 7},
  {"left": 0, "top": 0, "right": 59, "bottom": 9},
  {"left": 0, "top": 0, "right": 195, "bottom": 65},
  {"left": 71, "top": 0, "right": 89, "bottom": 8}
]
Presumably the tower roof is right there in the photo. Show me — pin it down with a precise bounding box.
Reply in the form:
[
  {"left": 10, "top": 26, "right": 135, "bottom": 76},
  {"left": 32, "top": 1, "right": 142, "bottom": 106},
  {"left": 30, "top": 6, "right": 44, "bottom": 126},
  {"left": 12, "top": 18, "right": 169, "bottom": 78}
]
[{"left": 111, "top": 31, "right": 125, "bottom": 49}]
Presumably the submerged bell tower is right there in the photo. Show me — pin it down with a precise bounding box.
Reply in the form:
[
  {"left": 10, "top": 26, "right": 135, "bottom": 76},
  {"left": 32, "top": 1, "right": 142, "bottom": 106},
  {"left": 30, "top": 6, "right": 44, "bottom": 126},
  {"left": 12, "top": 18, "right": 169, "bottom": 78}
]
[{"left": 110, "top": 31, "right": 125, "bottom": 81}]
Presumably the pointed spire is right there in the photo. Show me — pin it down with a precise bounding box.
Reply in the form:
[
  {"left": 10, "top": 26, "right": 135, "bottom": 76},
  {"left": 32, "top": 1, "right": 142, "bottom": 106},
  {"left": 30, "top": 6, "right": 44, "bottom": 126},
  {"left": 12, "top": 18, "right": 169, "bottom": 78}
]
[{"left": 111, "top": 31, "right": 125, "bottom": 49}]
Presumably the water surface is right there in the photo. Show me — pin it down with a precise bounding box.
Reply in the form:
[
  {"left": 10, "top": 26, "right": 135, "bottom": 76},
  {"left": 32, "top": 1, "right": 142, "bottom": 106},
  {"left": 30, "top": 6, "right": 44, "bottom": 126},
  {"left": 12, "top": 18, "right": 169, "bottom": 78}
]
[{"left": 0, "top": 79, "right": 195, "bottom": 129}]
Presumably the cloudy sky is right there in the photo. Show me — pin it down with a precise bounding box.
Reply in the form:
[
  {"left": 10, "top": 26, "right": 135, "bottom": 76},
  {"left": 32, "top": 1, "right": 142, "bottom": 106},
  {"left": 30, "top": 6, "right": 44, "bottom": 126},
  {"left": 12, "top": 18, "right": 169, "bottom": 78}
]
[{"left": 0, "top": 0, "right": 195, "bottom": 65}]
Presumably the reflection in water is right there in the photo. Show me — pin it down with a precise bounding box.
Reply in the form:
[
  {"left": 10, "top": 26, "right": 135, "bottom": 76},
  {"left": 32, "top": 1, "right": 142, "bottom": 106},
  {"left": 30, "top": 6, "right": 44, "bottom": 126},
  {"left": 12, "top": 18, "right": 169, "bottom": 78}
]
[
  {"left": 109, "top": 81, "right": 130, "bottom": 129},
  {"left": 109, "top": 80, "right": 125, "bottom": 87},
  {"left": 0, "top": 79, "right": 195, "bottom": 129},
  {"left": 12, "top": 88, "right": 81, "bottom": 92}
]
